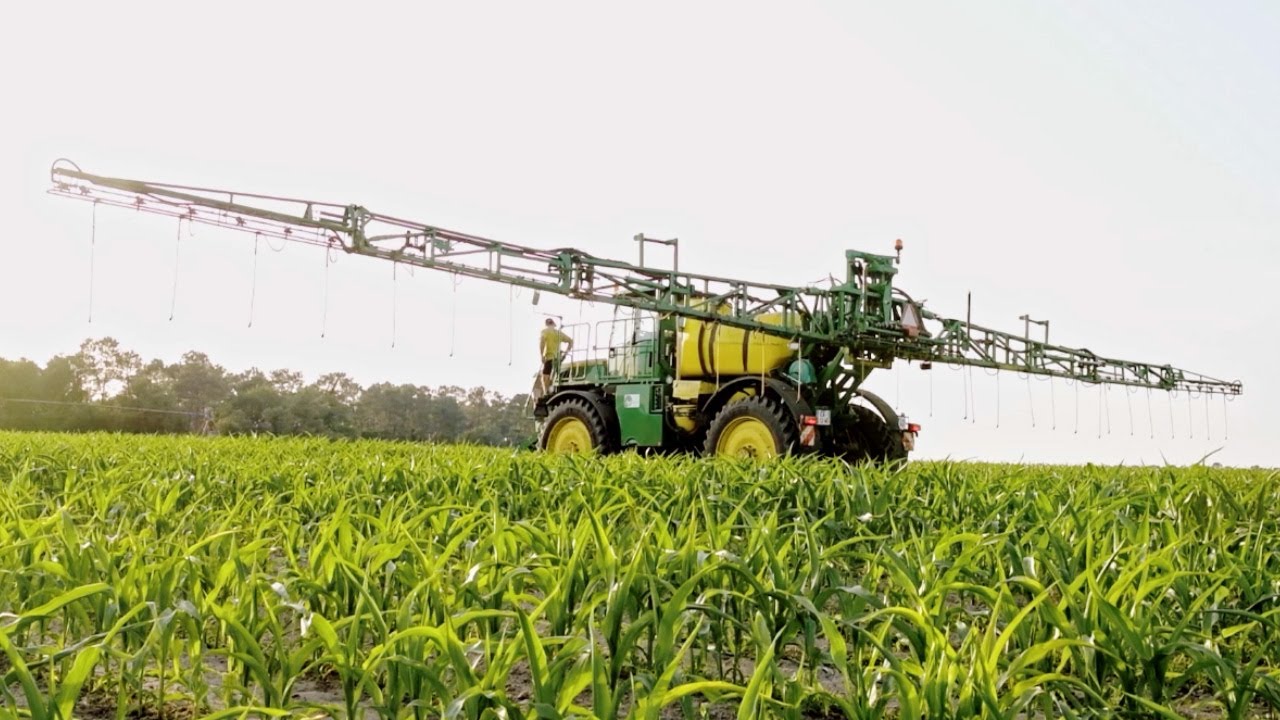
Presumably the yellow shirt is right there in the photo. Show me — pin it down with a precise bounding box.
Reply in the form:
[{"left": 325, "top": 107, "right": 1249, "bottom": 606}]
[{"left": 540, "top": 327, "right": 571, "bottom": 360}]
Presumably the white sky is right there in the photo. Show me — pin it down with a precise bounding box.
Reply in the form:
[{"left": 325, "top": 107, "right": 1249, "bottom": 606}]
[{"left": 1, "top": 1, "right": 1276, "bottom": 466}]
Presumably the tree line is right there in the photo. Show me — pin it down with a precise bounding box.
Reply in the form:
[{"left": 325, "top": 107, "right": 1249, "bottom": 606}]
[{"left": 0, "top": 338, "right": 535, "bottom": 445}]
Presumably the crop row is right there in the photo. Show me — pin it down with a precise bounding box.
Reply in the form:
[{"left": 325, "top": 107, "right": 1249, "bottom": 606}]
[{"left": 0, "top": 432, "right": 1277, "bottom": 718}]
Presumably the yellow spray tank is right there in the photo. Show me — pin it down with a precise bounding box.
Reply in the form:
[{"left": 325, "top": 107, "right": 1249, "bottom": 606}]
[{"left": 675, "top": 304, "right": 798, "bottom": 380}]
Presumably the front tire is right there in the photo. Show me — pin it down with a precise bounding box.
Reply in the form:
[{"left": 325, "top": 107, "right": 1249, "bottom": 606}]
[
  {"left": 704, "top": 396, "right": 797, "bottom": 459},
  {"left": 539, "top": 398, "right": 616, "bottom": 454}
]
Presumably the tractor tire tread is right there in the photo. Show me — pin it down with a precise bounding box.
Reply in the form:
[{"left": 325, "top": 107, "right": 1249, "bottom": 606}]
[
  {"left": 703, "top": 395, "right": 797, "bottom": 457},
  {"left": 839, "top": 403, "right": 907, "bottom": 464},
  {"left": 539, "top": 396, "right": 618, "bottom": 454}
]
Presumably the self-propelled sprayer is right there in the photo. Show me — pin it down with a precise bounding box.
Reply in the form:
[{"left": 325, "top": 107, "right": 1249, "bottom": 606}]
[{"left": 49, "top": 161, "right": 1241, "bottom": 461}]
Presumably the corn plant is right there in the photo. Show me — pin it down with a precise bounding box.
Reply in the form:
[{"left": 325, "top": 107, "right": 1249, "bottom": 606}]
[{"left": 0, "top": 432, "right": 1276, "bottom": 718}]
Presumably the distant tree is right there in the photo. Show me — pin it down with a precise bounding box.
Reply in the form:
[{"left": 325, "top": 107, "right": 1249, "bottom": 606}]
[
  {"left": 461, "top": 387, "right": 493, "bottom": 443},
  {"left": 118, "top": 359, "right": 185, "bottom": 433},
  {"left": 314, "top": 372, "right": 362, "bottom": 405},
  {"left": 40, "top": 356, "right": 87, "bottom": 403},
  {"left": 0, "top": 359, "right": 44, "bottom": 428},
  {"left": 0, "top": 359, "right": 42, "bottom": 399},
  {"left": 427, "top": 389, "right": 466, "bottom": 442},
  {"left": 217, "top": 371, "right": 284, "bottom": 434},
  {"left": 436, "top": 385, "right": 466, "bottom": 403},
  {"left": 492, "top": 393, "right": 535, "bottom": 446},
  {"left": 282, "top": 386, "right": 354, "bottom": 437},
  {"left": 72, "top": 337, "right": 142, "bottom": 401},
  {"left": 0, "top": 338, "right": 535, "bottom": 446},
  {"left": 170, "top": 351, "right": 230, "bottom": 418},
  {"left": 269, "top": 369, "right": 304, "bottom": 394},
  {"left": 356, "top": 383, "right": 427, "bottom": 440}
]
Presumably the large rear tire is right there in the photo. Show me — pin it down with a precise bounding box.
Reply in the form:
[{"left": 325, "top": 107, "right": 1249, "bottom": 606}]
[
  {"left": 834, "top": 403, "right": 908, "bottom": 464},
  {"left": 704, "top": 396, "right": 797, "bottom": 459},
  {"left": 539, "top": 398, "right": 617, "bottom": 454}
]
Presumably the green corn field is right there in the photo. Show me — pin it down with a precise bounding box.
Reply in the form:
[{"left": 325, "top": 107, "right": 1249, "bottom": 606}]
[{"left": 0, "top": 432, "right": 1276, "bottom": 719}]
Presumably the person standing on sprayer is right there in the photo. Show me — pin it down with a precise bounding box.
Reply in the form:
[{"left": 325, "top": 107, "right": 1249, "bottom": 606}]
[{"left": 538, "top": 318, "right": 572, "bottom": 397}]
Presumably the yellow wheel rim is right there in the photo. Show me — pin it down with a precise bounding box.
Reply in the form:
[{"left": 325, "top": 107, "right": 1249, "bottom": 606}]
[
  {"left": 546, "top": 417, "right": 594, "bottom": 453},
  {"left": 715, "top": 416, "right": 779, "bottom": 458}
]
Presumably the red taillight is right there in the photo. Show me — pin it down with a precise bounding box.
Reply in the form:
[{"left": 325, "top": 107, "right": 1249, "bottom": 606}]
[
  {"left": 907, "top": 423, "right": 921, "bottom": 434},
  {"left": 801, "top": 415, "right": 819, "bottom": 426}
]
